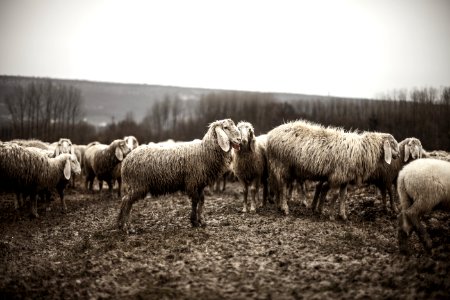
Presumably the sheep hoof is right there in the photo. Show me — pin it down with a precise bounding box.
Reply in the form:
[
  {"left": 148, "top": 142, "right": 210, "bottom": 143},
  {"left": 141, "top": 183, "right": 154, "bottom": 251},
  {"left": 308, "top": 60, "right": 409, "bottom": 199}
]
[
  {"left": 242, "top": 207, "right": 248, "bottom": 213},
  {"left": 339, "top": 214, "right": 348, "bottom": 221},
  {"left": 329, "top": 215, "right": 335, "bottom": 221}
]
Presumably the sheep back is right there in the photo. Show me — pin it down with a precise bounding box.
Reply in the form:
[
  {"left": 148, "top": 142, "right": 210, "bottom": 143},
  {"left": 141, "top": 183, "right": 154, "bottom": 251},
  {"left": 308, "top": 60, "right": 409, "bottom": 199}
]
[{"left": 267, "top": 119, "right": 398, "bottom": 186}]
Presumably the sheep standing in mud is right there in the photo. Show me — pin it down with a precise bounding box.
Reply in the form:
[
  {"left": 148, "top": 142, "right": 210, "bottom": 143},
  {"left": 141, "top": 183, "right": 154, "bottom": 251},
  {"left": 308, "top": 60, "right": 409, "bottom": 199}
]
[
  {"left": 117, "top": 119, "right": 242, "bottom": 230},
  {"left": 267, "top": 119, "right": 399, "bottom": 220}
]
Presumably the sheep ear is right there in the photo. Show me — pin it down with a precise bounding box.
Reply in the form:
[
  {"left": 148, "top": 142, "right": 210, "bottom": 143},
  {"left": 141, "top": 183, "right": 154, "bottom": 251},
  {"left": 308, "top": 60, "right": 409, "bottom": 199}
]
[
  {"left": 55, "top": 147, "right": 60, "bottom": 156},
  {"left": 404, "top": 144, "right": 410, "bottom": 162},
  {"left": 215, "top": 126, "right": 230, "bottom": 152},
  {"left": 383, "top": 140, "right": 392, "bottom": 164},
  {"left": 115, "top": 147, "right": 124, "bottom": 161},
  {"left": 64, "top": 159, "right": 71, "bottom": 180},
  {"left": 70, "top": 145, "right": 75, "bottom": 156},
  {"left": 418, "top": 146, "right": 423, "bottom": 158}
]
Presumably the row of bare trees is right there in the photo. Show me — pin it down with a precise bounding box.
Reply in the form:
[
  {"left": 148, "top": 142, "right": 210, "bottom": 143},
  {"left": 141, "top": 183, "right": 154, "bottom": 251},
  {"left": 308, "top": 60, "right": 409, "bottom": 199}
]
[
  {"left": 97, "top": 86, "right": 449, "bottom": 150},
  {"left": 2, "top": 80, "right": 85, "bottom": 142},
  {"left": 1, "top": 79, "right": 449, "bottom": 151}
]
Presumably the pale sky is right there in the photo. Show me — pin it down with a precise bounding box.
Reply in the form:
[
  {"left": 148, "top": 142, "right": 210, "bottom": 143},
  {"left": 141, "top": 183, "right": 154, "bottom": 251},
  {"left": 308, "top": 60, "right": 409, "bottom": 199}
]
[{"left": 0, "top": 0, "right": 449, "bottom": 98}]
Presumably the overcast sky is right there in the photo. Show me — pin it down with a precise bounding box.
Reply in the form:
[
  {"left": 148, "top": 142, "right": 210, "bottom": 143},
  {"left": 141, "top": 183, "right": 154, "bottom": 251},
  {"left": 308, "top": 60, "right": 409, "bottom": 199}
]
[{"left": 0, "top": 0, "right": 449, "bottom": 98}]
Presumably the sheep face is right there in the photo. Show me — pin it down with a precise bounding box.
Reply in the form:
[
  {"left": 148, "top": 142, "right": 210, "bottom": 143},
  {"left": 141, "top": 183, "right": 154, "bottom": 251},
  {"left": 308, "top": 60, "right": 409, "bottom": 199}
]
[
  {"left": 124, "top": 136, "right": 139, "bottom": 151},
  {"left": 61, "top": 153, "right": 81, "bottom": 180},
  {"left": 382, "top": 134, "right": 399, "bottom": 164},
  {"left": 111, "top": 139, "right": 131, "bottom": 161},
  {"left": 213, "top": 119, "right": 242, "bottom": 152},
  {"left": 404, "top": 138, "right": 423, "bottom": 162},
  {"left": 55, "top": 138, "right": 74, "bottom": 156},
  {"left": 237, "top": 121, "right": 256, "bottom": 152}
]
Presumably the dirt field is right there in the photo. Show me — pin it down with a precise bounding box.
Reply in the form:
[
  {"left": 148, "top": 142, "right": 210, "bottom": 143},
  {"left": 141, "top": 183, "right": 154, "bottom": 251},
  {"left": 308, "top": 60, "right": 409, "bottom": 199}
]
[{"left": 0, "top": 180, "right": 449, "bottom": 299}]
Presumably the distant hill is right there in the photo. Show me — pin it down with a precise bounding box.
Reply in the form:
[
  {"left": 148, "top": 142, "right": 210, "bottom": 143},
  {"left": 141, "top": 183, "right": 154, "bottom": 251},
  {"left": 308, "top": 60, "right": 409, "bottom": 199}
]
[{"left": 0, "top": 75, "right": 343, "bottom": 126}]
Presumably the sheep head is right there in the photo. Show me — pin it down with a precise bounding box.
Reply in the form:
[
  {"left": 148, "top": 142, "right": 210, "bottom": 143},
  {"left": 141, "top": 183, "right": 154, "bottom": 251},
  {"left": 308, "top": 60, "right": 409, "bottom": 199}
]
[
  {"left": 403, "top": 138, "right": 423, "bottom": 162},
  {"left": 61, "top": 153, "right": 81, "bottom": 180},
  {"left": 382, "top": 134, "right": 399, "bottom": 164},
  {"left": 236, "top": 121, "right": 256, "bottom": 152},
  {"left": 124, "top": 136, "right": 139, "bottom": 151},
  {"left": 111, "top": 139, "right": 131, "bottom": 161},
  {"left": 211, "top": 119, "right": 242, "bottom": 152},
  {"left": 55, "top": 138, "right": 74, "bottom": 156}
]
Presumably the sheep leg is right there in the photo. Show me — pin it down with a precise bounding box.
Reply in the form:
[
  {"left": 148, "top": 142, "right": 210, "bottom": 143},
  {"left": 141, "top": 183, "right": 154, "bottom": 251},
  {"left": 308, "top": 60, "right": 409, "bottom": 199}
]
[
  {"left": 311, "top": 181, "right": 325, "bottom": 213},
  {"left": 189, "top": 189, "right": 205, "bottom": 227},
  {"left": 98, "top": 180, "right": 103, "bottom": 192},
  {"left": 387, "top": 184, "right": 398, "bottom": 213},
  {"left": 196, "top": 189, "right": 206, "bottom": 226},
  {"left": 316, "top": 182, "right": 330, "bottom": 215},
  {"left": 30, "top": 194, "right": 39, "bottom": 218},
  {"left": 117, "top": 177, "right": 122, "bottom": 198},
  {"left": 405, "top": 206, "right": 433, "bottom": 253},
  {"left": 117, "top": 191, "right": 143, "bottom": 231},
  {"left": 221, "top": 174, "right": 227, "bottom": 192},
  {"left": 397, "top": 212, "right": 411, "bottom": 255},
  {"left": 337, "top": 184, "right": 348, "bottom": 221},
  {"left": 57, "top": 184, "right": 67, "bottom": 213},
  {"left": 242, "top": 184, "right": 249, "bottom": 213},
  {"left": 299, "top": 181, "right": 309, "bottom": 207},
  {"left": 250, "top": 183, "right": 258, "bottom": 212},
  {"left": 379, "top": 185, "right": 388, "bottom": 212}
]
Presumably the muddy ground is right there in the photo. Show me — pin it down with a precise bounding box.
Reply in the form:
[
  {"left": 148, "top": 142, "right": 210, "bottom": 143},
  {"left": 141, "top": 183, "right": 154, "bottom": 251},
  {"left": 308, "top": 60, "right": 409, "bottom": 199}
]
[{"left": 0, "top": 180, "right": 449, "bottom": 299}]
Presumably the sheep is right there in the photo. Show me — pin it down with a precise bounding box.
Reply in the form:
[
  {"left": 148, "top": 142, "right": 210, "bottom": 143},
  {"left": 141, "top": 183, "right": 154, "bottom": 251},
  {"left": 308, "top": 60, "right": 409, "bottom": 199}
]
[
  {"left": 364, "top": 137, "right": 423, "bottom": 213},
  {"left": 397, "top": 158, "right": 450, "bottom": 254},
  {"left": 267, "top": 119, "right": 399, "bottom": 220},
  {"left": 117, "top": 119, "right": 242, "bottom": 230},
  {"left": 310, "top": 137, "right": 425, "bottom": 215},
  {"left": 112, "top": 136, "right": 140, "bottom": 197},
  {"left": 0, "top": 142, "right": 81, "bottom": 216},
  {"left": 84, "top": 139, "right": 131, "bottom": 196},
  {"left": 232, "top": 122, "right": 269, "bottom": 212}
]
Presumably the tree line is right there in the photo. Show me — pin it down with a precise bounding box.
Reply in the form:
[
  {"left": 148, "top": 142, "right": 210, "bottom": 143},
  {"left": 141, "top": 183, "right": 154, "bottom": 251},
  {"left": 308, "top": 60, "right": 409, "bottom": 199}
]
[{"left": 1, "top": 80, "right": 449, "bottom": 151}]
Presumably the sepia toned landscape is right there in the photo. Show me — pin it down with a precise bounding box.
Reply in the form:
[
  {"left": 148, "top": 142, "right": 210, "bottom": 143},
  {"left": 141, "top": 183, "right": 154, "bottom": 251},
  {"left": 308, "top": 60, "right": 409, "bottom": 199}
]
[{"left": 1, "top": 1, "right": 449, "bottom": 299}]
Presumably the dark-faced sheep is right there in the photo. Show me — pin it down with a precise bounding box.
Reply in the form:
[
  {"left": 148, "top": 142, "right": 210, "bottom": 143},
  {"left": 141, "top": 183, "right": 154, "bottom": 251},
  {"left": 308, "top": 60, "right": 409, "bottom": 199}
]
[{"left": 84, "top": 139, "right": 131, "bottom": 196}]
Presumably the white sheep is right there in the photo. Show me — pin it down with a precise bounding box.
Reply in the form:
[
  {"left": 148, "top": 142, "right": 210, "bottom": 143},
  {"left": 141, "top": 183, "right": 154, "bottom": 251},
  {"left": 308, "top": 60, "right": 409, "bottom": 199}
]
[
  {"left": 232, "top": 122, "right": 269, "bottom": 212},
  {"left": 397, "top": 158, "right": 450, "bottom": 254},
  {"left": 267, "top": 119, "right": 399, "bottom": 220},
  {"left": 84, "top": 139, "right": 131, "bottom": 196},
  {"left": 117, "top": 119, "right": 242, "bottom": 230},
  {"left": 0, "top": 142, "right": 81, "bottom": 216}
]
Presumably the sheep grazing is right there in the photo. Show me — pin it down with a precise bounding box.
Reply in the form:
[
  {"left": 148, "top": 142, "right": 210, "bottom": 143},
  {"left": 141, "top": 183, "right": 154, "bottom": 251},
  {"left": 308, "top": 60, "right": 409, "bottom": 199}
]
[
  {"left": 232, "top": 122, "right": 269, "bottom": 212},
  {"left": 366, "top": 137, "right": 423, "bottom": 213},
  {"left": 267, "top": 119, "right": 399, "bottom": 220},
  {"left": 117, "top": 119, "right": 242, "bottom": 230},
  {"left": 397, "top": 158, "right": 450, "bottom": 254},
  {"left": 84, "top": 139, "right": 131, "bottom": 196},
  {"left": 0, "top": 142, "right": 81, "bottom": 216}
]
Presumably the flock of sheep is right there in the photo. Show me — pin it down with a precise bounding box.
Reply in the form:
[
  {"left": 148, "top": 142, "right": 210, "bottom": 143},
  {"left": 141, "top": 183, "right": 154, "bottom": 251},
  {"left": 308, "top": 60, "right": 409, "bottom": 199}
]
[{"left": 1, "top": 118, "right": 449, "bottom": 254}]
